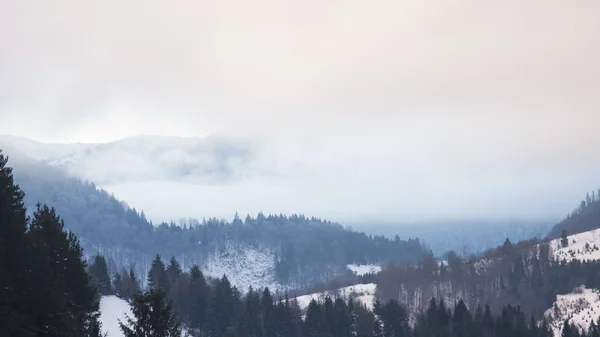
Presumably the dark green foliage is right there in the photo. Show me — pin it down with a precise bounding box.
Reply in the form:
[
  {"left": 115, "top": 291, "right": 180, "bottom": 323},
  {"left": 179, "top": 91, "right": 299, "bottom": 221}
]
[
  {"left": 0, "top": 150, "right": 33, "bottom": 336},
  {"left": 0, "top": 151, "right": 103, "bottom": 336},
  {"left": 187, "top": 265, "right": 209, "bottom": 334},
  {"left": 148, "top": 254, "right": 170, "bottom": 294},
  {"left": 89, "top": 254, "right": 112, "bottom": 296},
  {"left": 119, "top": 288, "right": 182, "bottom": 337}
]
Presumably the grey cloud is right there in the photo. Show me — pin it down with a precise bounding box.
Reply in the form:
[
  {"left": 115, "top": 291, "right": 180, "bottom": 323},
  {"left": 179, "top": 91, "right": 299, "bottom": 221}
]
[{"left": 1, "top": 0, "right": 600, "bottom": 223}]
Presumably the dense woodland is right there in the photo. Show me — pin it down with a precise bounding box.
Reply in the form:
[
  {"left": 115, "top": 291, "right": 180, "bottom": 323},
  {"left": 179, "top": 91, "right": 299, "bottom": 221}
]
[{"left": 90, "top": 252, "right": 556, "bottom": 337}]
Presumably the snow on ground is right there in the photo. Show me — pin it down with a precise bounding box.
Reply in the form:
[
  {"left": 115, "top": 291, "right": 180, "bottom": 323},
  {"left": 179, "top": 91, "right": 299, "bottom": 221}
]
[
  {"left": 544, "top": 286, "right": 600, "bottom": 336},
  {"left": 347, "top": 264, "right": 382, "bottom": 276},
  {"left": 293, "top": 283, "right": 377, "bottom": 311},
  {"left": 202, "top": 244, "right": 281, "bottom": 292},
  {"left": 100, "top": 295, "right": 132, "bottom": 337},
  {"left": 550, "top": 228, "right": 600, "bottom": 262}
]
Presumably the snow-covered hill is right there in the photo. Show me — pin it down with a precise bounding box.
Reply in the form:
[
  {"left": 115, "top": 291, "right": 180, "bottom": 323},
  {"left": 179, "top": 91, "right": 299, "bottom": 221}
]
[
  {"left": 544, "top": 286, "right": 600, "bottom": 336},
  {"left": 99, "top": 296, "right": 132, "bottom": 337},
  {"left": 551, "top": 228, "right": 600, "bottom": 263},
  {"left": 292, "top": 283, "right": 377, "bottom": 311},
  {"left": 347, "top": 264, "right": 382, "bottom": 276},
  {"left": 543, "top": 228, "right": 600, "bottom": 336}
]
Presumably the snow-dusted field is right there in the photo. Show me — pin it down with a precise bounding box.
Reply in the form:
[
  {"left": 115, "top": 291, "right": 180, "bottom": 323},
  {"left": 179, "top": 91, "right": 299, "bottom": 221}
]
[
  {"left": 550, "top": 228, "right": 600, "bottom": 263},
  {"left": 347, "top": 264, "right": 382, "bottom": 276},
  {"left": 99, "top": 296, "right": 132, "bottom": 337},
  {"left": 293, "top": 283, "right": 377, "bottom": 310}
]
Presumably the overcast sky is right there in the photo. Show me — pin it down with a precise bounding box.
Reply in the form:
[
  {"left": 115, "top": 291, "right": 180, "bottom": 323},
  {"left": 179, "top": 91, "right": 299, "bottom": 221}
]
[{"left": 1, "top": 0, "right": 600, "bottom": 223}]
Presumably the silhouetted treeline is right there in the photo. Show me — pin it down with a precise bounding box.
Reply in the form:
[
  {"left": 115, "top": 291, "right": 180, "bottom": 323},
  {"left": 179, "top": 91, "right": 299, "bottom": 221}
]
[{"left": 111, "top": 253, "right": 552, "bottom": 337}]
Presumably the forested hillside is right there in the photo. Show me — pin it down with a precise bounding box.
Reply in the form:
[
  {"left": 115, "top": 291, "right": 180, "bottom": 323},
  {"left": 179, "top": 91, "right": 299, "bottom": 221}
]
[
  {"left": 549, "top": 189, "right": 600, "bottom": 239},
  {"left": 1, "top": 147, "right": 428, "bottom": 290}
]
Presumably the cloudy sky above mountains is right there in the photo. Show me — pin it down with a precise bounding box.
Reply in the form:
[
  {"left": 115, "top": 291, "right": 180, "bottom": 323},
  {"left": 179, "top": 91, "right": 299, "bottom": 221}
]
[{"left": 1, "top": 0, "right": 599, "bottom": 222}]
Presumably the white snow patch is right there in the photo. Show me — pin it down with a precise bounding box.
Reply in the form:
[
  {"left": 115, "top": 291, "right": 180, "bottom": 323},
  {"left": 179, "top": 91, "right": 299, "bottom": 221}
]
[
  {"left": 347, "top": 264, "right": 382, "bottom": 276},
  {"left": 550, "top": 228, "right": 600, "bottom": 263},
  {"left": 100, "top": 295, "right": 132, "bottom": 337},
  {"left": 293, "top": 283, "right": 377, "bottom": 311},
  {"left": 544, "top": 286, "right": 600, "bottom": 337},
  {"left": 202, "top": 245, "right": 281, "bottom": 292}
]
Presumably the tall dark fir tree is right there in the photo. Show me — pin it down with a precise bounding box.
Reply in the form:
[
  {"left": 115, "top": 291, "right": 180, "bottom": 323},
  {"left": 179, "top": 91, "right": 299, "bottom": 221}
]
[{"left": 119, "top": 288, "right": 182, "bottom": 337}]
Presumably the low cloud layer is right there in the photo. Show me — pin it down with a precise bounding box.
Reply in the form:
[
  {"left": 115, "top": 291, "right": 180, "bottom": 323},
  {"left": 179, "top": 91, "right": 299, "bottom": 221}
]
[{"left": 1, "top": 0, "right": 599, "bottom": 223}]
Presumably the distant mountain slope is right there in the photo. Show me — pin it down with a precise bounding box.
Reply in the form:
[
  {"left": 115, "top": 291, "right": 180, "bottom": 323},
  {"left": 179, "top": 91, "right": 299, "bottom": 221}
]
[
  {"left": 361, "top": 220, "right": 553, "bottom": 256},
  {"left": 548, "top": 189, "right": 600, "bottom": 239},
  {"left": 0, "top": 146, "right": 429, "bottom": 290}
]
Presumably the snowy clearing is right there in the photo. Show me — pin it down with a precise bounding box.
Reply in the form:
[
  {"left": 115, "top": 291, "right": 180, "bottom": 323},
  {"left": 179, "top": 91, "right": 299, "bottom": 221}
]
[
  {"left": 347, "top": 264, "right": 382, "bottom": 276},
  {"left": 100, "top": 296, "right": 132, "bottom": 337},
  {"left": 293, "top": 283, "right": 377, "bottom": 311},
  {"left": 550, "top": 228, "right": 600, "bottom": 263}
]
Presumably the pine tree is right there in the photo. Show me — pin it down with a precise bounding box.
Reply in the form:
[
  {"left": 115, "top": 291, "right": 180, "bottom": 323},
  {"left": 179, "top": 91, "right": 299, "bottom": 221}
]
[
  {"left": 29, "top": 204, "right": 103, "bottom": 337},
  {"left": 187, "top": 265, "right": 208, "bottom": 335},
  {"left": 113, "top": 272, "right": 124, "bottom": 297},
  {"left": 239, "top": 287, "right": 262, "bottom": 337},
  {"left": 0, "top": 150, "right": 34, "bottom": 336},
  {"left": 127, "top": 267, "right": 141, "bottom": 298},
  {"left": 166, "top": 256, "right": 183, "bottom": 287},
  {"left": 89, "top": 254, "right": 112, "bottom": 296},
  {"left": 206, "top": 275, "right": 236, "bottom": 337},
  {"left": 260, "top": 287, "right": 274, "bottom": 335},
  {"left": 119, "top": 288, "right": 182, "bottom": 337},
  {"left": 304, "top": 299, "right": 330, "bottom": 337},
  {"left": 148, "top": 254, "right": 170, "bottom": 293}
]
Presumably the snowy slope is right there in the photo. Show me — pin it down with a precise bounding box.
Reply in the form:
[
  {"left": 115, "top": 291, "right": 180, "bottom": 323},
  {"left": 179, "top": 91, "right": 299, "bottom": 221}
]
[
  {"left": 293, "top": 283, "right": 377, "bottom": 311},
  {"left": 99, "top": 296, "right": 133, "bottom": 337},
  {"left": 544, "top": 286, "right": 600, "bottom": 336},
  {"left": 543, "top": 229, "right": 600, "bottom": 336},
  {"left": 347, "top": 264, "right": 382, "bottom": 276},
  {"left": 202, "top": 245, "right": 281, "bottom": 292},
  {"left": 550, "top": 228, "right": 600, "bottom": 262}
]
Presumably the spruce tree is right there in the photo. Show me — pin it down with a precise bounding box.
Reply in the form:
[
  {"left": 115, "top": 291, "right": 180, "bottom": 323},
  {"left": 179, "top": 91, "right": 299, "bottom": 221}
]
[
  {"left": 166, "top": 256, "right": 183, "bottom": 286},
  {"left": 89, "top": 254, "right": 112, "bottom": 296},
  {"left": 119, "top": 288, "right": 182, "bottom": 337},
  {"left": 113, "top": 272, "right": 124, "bottom": 297},
  {"left": 29, "top": 204, "right": 102, "bottom": 337},
  {"left": 148, "top": 254, "right": 169, "bottom": 293},
  {"left": 187, "top": 265, "right": 208, "bottom": 334},
  {"left": 127, "top": 267, "right": 141, "bottom": 298},
  {"left": 0, "top": 150, "right": 33, "bottom": 336}
]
